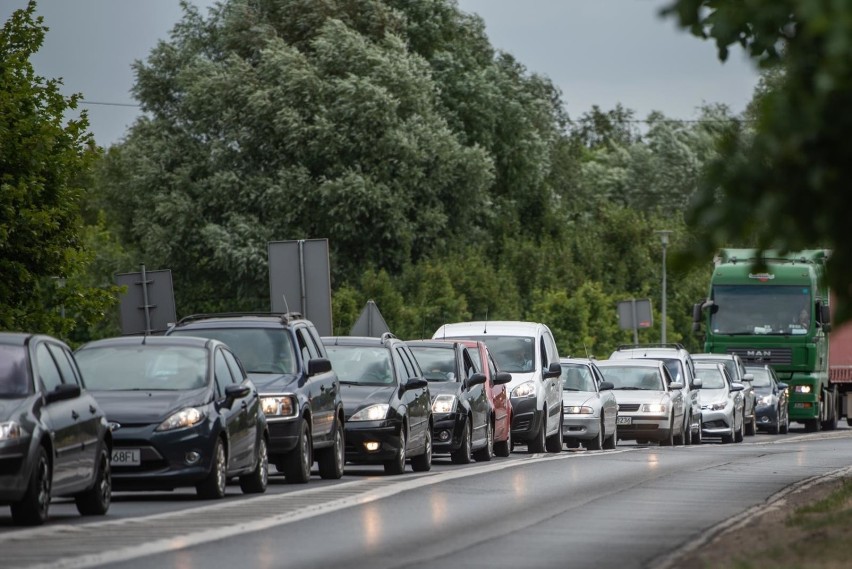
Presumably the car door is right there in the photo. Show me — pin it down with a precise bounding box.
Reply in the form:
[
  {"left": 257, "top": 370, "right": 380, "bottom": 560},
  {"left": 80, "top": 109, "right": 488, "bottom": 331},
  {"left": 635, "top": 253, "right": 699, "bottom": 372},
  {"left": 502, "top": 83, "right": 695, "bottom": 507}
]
[
  {"left": 462, "top": 347, "right": 488, "bottom": 446},
  {"left": 486, "top": 348, "right": 510, "bottom": 430},
  {"left": 296, "top": 327, "right": 335, "bottom": 441},
  {"left": 592, "top": 364, "right": 618, "bottom": 438},
  {"left": 540, "top": 328, "right": 561, "bottom": 435},
  {"left": 223, "top": 348, "right": 258, "bottom": 466},
  {"left": 33, "top": 341, "right": 86, "bottom": 493},
  {"left": 395, "top": 346, "right": 429, "bottom": 449},
  {"left": 213, "top": 349, "right": 249, "bottom": 471}
]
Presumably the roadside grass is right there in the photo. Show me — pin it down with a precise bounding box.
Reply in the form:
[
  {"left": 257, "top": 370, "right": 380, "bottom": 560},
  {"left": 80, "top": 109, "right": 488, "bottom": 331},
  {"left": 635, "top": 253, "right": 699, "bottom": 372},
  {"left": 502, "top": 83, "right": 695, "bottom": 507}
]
[{"left": 691, "top": 478, "right": 852, "bottom": 569}]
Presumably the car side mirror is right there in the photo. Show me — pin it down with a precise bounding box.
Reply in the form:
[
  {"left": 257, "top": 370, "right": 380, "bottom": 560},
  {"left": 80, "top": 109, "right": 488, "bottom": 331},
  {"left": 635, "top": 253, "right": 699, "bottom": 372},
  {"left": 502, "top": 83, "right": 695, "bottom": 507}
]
[
  {"left": 543, "top": 362, "right": 562, "bottom": 379},
  {"left": 308, "top": 358, "right": 332, "bottom": 376},
  {"left": 403, "top": 377, "right": 428, "bottom": 391},
  {"left": 599, "top": 381, "right": 614, "bottom": 391},
  {"left": 221, "top": 383, "right": 251, "bottom": 408},
  {"left": 731, "top": 382, "right": 745, "bottom": 392},
  {"left": 777, "top": 382, "right": 789, "bottom": 391},
  {"left": 45, "top": 383, "right": 81, "bottom": 404},
  {"left": 467, "top": 372, "right": 487, "bottom": 388},
  {"left": 669, "top": 382, "right": 684, "bottom": 390},
  {"left": 742, "top": 373, "right": 754, "bottom": 382},
  {"left": 494, "top": 372, "right": 512, "bottom": 385},
  {"left": 692, "top": 377, "right": 703, "bottom": 389}
]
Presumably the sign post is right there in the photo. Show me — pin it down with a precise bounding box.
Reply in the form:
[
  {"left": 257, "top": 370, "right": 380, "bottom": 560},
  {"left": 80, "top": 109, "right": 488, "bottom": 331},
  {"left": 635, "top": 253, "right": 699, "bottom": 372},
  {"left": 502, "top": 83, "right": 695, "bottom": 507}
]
[{"left": 617, "top": 298, "right": 653, "bottom": 345}]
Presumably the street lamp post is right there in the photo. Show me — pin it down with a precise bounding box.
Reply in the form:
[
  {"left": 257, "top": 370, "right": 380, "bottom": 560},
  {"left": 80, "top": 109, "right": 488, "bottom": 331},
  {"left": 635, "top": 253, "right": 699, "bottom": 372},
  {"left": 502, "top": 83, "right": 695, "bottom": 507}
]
[{"left": 655, "top": 230, "right": 672, "bottom": 344}]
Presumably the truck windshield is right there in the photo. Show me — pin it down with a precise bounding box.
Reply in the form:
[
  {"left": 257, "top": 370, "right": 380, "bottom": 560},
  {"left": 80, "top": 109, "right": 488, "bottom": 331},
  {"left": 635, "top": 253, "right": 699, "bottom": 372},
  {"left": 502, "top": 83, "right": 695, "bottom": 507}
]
[{"left": 710, "top": 285, "right": 812, "bottom": 335}]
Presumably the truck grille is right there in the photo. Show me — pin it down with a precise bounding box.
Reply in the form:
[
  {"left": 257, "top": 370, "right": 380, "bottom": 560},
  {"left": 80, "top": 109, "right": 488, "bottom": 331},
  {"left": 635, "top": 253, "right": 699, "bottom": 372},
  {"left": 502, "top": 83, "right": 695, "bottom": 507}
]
[{"left": 727, "top": 347, "right": 792, "bottom": 365}]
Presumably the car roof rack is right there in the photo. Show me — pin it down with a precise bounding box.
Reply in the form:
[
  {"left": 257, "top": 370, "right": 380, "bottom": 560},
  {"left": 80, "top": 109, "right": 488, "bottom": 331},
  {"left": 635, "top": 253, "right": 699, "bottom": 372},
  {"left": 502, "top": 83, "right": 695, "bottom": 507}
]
[
  {"left": 380, "top": 332, "right": 398, "bottom": 341},
  {"left": 174, "top": 312, "right": 303, "bottom": 326},
  {"left": 616, "top": 343, "right": 685, "bottom": 351}
]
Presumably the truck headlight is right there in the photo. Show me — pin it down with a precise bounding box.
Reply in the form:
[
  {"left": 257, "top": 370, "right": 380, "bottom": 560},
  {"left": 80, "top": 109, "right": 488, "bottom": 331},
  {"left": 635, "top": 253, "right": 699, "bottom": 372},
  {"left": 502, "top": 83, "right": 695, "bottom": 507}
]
[
  {"left": 432, "top": 395, "right": 457, "bottom": 414},
  {"left": 794, "top": 385, "right": 812, "bottom": 394},
  {"left": 511, "top": 381, "right": 536, "bottom": 399}
]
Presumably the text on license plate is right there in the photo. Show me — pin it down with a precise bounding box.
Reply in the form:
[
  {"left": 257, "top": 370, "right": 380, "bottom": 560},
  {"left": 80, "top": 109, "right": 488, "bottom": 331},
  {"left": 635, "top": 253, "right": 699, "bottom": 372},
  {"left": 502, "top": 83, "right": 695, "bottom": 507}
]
[
  {"left": 616, "top": 416, "right": 632, "bottom": 425},
  {"left": 112, "top": 449, "right": 141, "bottom": 466}
]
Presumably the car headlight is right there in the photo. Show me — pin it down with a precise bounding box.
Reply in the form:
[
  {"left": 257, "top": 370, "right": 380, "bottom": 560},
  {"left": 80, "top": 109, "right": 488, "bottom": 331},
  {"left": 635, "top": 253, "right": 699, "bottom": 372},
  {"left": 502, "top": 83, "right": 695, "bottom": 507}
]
[
  {"left": 0, "top": 421, "right": 22, "bottom": 440},
  {"left": 511, "top": 381, "right": 536, "bottom": 399},
  {"left": 155, "top": 407, "right": 207, "bottom": 432},
  {"left": 701, "top": 401, "right": 727, "bottom": 411},
  {"left": 350, "top": 404, "right": 390, "bottom": 422},
  {"left": 563, "top": 405, "right": 594, "bottom": 414},
  {"left": 794, "top": 385, "right": 812, "bottom": 394},
  {"left": 758, "top": 395, "right": 774, "bottom": 406},
  {"left": 261, "top": 395, "right": 298, "bottom": 417},
  {"left": 642, "top": 404, "right": 668, "bottom": 414},
  {"left": 432, "top": 394, "right": 457, "bottom": 414}
]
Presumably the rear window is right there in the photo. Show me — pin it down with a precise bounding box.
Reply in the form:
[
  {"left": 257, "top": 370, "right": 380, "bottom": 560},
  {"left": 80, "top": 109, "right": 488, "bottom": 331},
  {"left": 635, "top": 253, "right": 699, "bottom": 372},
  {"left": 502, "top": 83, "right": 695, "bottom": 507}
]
[{"left": 0, "top": 345, "right": 30, "bottom": 396}]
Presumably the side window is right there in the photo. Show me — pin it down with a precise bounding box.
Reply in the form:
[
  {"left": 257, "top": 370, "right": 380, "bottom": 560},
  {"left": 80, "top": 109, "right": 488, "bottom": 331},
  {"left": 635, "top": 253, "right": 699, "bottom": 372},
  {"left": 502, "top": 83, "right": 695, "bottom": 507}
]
[
  {"left": 396, "top": 347, "right": 418, "bottom": 380},
  {"left": 214, "top": 350, "right": 235, "bottom": 397},
  {"left": 35, "top": 343, "right": 64, "bottom": 392},
  {"left": 539, "top": 337, "right": 548, "bottom": 369},
  {"left": 47, "top": 344, "right": 81, "bottom": 387},
  {"left": 546, "top": 331, "right": 559, "bottom": 363},
  {"left": 592, "top": 365, "right": 605, "bottom": 385},
  {"left": 306, "top": 326, "right": 327, "bottom": 358},
  {"left": 296, "top": 329, "right": 318, "bottom": 365},
  {"left": 391, "top": 349, "right": 406, "bottom": 384},
  {"left": 223, "top": 350, "right": 246, "bottom": 383},
  {"left": 487, "top": 351, "right": 499, "bottom": 378},
  {"left": 462, "top": 349, "right": 477, "bottom": 379}
]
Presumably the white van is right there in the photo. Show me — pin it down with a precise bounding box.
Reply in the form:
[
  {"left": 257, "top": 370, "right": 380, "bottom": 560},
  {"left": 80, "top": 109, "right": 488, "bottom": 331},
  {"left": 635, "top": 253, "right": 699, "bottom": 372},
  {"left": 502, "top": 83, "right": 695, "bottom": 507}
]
[{"left": 432, "top": 321, "right": 564, "bottom": 453}]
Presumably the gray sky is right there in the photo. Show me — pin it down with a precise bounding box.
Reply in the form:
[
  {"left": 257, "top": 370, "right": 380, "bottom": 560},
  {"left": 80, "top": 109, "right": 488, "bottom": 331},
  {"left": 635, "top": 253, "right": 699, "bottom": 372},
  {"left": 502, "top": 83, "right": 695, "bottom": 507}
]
[{"left": 3, "top": 0, "right": 759, "bottom": 147}]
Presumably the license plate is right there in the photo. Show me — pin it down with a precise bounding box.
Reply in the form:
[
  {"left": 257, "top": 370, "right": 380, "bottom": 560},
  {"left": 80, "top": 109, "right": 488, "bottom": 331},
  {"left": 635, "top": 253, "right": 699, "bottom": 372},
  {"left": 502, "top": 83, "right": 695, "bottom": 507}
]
[
  {"left": 112, "top": 449, "right": 141, "bottom": 466},
  {"left": 616, "top": 416, "right": 632, "bottom": 425}
]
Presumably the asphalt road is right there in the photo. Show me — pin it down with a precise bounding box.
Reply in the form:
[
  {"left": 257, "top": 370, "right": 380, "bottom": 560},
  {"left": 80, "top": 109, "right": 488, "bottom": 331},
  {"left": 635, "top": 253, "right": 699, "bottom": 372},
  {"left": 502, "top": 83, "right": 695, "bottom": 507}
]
[{"left": 3, "top": 424, "right": 851, "bottom": 569}]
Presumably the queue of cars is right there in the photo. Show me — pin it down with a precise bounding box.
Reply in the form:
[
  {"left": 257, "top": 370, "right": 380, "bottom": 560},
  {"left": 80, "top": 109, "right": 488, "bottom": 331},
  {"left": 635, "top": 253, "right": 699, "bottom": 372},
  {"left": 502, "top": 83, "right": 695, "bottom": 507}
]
[{"left": 1, "top": 316, "right": 795, "bottom": 526}]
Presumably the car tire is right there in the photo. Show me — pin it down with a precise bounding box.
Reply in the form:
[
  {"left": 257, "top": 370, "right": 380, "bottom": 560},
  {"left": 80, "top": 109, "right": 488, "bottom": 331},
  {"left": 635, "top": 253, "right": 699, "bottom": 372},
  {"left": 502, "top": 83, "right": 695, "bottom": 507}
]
[
  {"left": 781, "top": 410, "right": 790, "bottom": 434},
  {"left": 283, "top": 420, "right": 312, "bottom": 484},
  {"left": 692, "top": 421, "right": 703, "bottom": 445},
  {"left": 11, "top": 445, "right": 51, "bottom": 526},
  {"left": 545, "top": 412, "right": 563, "bottom": 453},
  {"left": 586, "top": 419, "right": 603, "bottom": 451},
  {"left": 734, "top": 411, "right": 745, "bottom": 443},
  {"left": 682, "top": 415, "right": 692, "bottom": 446},
  {"left": 527, "top": 412, "right": 547, "bottom": 453},
  {"left": 494, "top": 422, "right": 512, "bottom": 458},
  {"left": 660, "top": 420, "right": 675, "bottom": 446},
  {"left": 473, "top": 420, "right": 493, "bottom": 462},
  {"left": 745, "top": 411, "right": 757, "bottom": 436},
  {"left": 317, "top": 419, "right": 344, "bottom": 480},
  {"left": 196, "top": 438, "right": 228, "bottom": 499},
  {"left": 75, "top": 446, "right": 112, "bottom": 515},
  {"left": 384, "top": 424, "right": 407, "bottom": 474},
  {"left": 771, "top": 410, "right": 781, "bottom": 435},
  {"left": 603, "top": 422, "right": 617, "bottom": 450},
  {"left": 239, "top": 436, "right": 269, "bottom": 494},
  {"left": 410, "top": 425, "right": 432, "bottom": 472},
  {"left": 451, "top": 419, "right": 473, "bottom": 464}
]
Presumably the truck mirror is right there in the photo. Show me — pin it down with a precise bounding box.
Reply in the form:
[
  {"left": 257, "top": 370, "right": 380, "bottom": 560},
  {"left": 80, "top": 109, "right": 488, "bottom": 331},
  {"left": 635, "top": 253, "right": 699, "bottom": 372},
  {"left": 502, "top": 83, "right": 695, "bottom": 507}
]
[{"left": 692, "top": 303, "right": 702, "bottom": 323}]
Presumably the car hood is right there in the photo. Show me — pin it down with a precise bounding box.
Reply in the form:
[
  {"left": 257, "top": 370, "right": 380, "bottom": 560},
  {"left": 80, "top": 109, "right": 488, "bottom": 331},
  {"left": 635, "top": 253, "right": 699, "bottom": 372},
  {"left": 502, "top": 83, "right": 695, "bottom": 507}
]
[
  {"left": 340, "top": 383, "right": 397, "bottom": 414},
  {"left": 611, "top": 390, "right": 669, "bottom": 405},
  {"left": 561, "top": 392, "right": 597, "bottom": 407},
  {"left": 0, "top": 397, "right": 30, "bottom": 422},
  {"left": 248, "top": 372, "right": 300, "bottom": 393},
  {"left": 91, "top": 388, "right": 209, "bottom": 424},
  {"left": 506, "top": 371, "right": 537, "bottom": 392},
  {"left": 698, "top": 388, "right": 728, "bottom": 406},
  {"left": 427, "top": 382, "right": 463, "bottom": 400}
]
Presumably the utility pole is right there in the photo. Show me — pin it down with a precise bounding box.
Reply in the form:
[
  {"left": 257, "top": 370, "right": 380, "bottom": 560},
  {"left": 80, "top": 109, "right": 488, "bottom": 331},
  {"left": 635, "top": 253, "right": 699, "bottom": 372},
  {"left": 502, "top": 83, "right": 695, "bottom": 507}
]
[{"left": 655, "top": 230, "right": 672, "bottom": 344}]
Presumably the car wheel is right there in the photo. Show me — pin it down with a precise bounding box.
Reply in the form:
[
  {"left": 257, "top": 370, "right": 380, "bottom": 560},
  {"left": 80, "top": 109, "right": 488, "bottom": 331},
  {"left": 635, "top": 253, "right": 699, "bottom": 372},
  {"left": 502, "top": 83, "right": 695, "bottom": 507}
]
[
  {"left": 771, "top": 408, "right": 781, "bottom": 434},
  {"left": 473, "top": 420, "right": 493, "bottom": 462},
  {"left": 283, "top": 420, "right": 312, "bottom": 484},
  {"left": 75, "top": 446, "right": 112, "bottom": 515},
  {"left": 11, "top": 445, "right": 51, "bottom": 526},
  {"left": 734, "top": 411, "right": 745, "bottom": 443},
  {"left": 721, "top": 420, "right": 734, "bottom": 444},
  {"left": 660, "top": 420, "right": 675, "bottom": 446},
  {"left": 384, "top": 424, "right": 407, "bottom": 474},
  {"left": 196, "top": 438, "right": 228, "bottom": 499},
  {"left": 781, "top": 409, "right": 790, "bottom": 434},
  {"left": 682, "top": 414, "right": 692, "bottom": 446},
  {"left": 494, "top": 422, "right": 512, "bottom": 457},
  {"left": 586, "top": 419, "right": 603, "bottom": 450},
  {"left": 318, "top": 419, "right": 345, "bottom": 480},
  {"left": 410, "top": 424, "right": 432, "bottom": 472},
  {"left": 603, "top": 422, "right": 617, "bottom": 450},
  {"left": 545, "top": 412, "right": 563, "bottom": 453},
  {"left": 692, "top": 420, "right": 703, "bottom": 444},
  {"left": 528, "top": 412, "right": 547, "bottom": 453},
  {"left": 451, "top": 419, "right": 473, "bottom": 464},
  {"left": 746, "top": 411, "right": 757, "bottom": 436},
  {"left": 239, "top": 436, "right": 269, "bottom": 494}
]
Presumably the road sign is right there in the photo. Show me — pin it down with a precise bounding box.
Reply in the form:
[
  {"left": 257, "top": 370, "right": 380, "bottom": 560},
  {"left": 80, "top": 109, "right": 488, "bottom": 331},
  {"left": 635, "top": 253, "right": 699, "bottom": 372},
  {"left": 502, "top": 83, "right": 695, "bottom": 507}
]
[
  {"left": 268, "top": 239, "right": 332, "bottom": 336},
  {"left": 617, "top": 298, "right": 653, "bottom": 344},
  {"left": 350, "top": 300, "right": 391, "bottom": 337},
  {"left": 115, "top": 266, "right": 176, "bottom": 335}
]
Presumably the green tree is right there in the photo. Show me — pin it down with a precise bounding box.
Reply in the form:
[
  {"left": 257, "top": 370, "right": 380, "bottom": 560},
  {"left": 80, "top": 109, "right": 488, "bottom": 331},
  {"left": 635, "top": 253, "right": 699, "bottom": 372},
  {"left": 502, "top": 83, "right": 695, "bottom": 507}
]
[
  {"left": 0, "top": 2, "right": 117, "bottom": 338},
  {"left": 664, "top": 0, "right": 852, "bottom": 319}
]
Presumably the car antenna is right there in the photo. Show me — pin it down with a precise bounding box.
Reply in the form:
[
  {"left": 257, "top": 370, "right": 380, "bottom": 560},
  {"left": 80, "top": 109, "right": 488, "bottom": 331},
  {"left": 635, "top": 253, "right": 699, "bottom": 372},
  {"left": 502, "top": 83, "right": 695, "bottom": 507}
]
[
  {"left": 483, "top": 309, "right": 488, "bottom": 334},
  {"left": 583, "top": 343, "right": 590, "bottom": 359}
]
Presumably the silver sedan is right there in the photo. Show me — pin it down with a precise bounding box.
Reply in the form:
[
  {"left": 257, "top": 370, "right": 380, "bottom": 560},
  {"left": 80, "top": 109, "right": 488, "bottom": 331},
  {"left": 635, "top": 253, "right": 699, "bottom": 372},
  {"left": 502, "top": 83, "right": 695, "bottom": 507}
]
[
  {"left": 560, "top": 358, "right": 618, "bottom": 450},
  {"left": 695, "top": 362, "right": 745, "bottom": 443}
]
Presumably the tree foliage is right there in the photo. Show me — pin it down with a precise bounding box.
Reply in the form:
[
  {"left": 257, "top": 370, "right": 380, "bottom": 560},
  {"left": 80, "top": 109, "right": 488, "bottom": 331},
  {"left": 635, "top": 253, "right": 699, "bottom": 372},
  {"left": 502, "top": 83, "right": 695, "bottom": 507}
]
[
  {"left": 0, "top": 1, "right": 117, "bottom": 338},
  {"left": 664, "top": 0, "right": 852, "bottom": 320}
]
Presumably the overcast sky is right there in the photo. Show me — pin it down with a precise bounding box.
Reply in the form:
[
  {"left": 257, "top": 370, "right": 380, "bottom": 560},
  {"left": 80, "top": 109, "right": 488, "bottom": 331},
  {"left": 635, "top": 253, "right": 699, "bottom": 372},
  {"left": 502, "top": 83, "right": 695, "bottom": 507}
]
[{"left": 3, "top": 0, "right": 759, "bottom": 147}]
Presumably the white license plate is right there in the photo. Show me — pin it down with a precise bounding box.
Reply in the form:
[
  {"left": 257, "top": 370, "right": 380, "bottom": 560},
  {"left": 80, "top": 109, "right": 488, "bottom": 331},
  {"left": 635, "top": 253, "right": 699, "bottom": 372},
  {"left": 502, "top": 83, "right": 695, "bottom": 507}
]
[
  {"left": 616, "top": 416, "right": 632, "bottom": 425},
  {"left": 111, "top": 449, "right": 141, "bottom": 466}
]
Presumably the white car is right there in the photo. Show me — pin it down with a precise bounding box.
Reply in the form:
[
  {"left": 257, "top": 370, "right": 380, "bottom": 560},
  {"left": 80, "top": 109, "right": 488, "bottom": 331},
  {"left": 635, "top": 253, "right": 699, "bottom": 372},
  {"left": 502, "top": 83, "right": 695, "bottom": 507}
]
[
  {"left": 433, "top": 321, "right": 564, "bottom": 453},
  {"left": 695, "top": 362, "right": 745, "bottom": 443},
  {"left": 595, "top": 359, "right": 686, "bottom": 446},
  {"left": 560, "top": 358, "right": 618, "bottom": 450}
]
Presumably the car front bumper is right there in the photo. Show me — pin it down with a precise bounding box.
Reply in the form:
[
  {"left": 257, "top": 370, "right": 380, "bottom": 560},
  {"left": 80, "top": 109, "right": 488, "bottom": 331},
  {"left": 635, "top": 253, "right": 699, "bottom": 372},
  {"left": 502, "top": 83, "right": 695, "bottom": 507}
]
[
  {"left": 344, "top": 419, "right": 404, "bottom": 464},
  {"left": 755, "top": 403, "right": 780, "bottom": 428},
  {"left": 562, "top": 414, "right": 600, "bottom": 440},
  {"left": 613, "top": 413, "right": 670, "bottom": 442},
  {"left": 509, "top": 397, "right": 545, "bottom": 442},
  {"left": 700, "top": 408, "right": 734, "bottom": 436},
  {"left": 432, "top": 412, "right": 466, "bottom": 453},
  {"left": 0, "top": 438, "right": 31, "bottom": 503}
]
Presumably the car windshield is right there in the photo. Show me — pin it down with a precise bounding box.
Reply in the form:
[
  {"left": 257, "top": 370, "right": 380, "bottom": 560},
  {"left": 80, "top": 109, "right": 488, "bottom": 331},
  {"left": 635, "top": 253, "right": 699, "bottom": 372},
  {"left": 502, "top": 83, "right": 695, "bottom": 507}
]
[
  {"left": 561, "top": 364, "right": 595, "bottom": 391},
  {"left": 170, "top": 327, "right": 295, "bottom": 374},
  {"left": 598, "top": 366, "right": 664, "bottom": 390},
  {"left": 408, "top": 346, "right": 458, "bottom": 382},
  {"left": 455, "top": 336, "right": 534, "bottom": 373},
  {"left": 696, "top": 366, "right": 726, "bottom": 389},
  {"left": 0, "top": 345, "right": 30, "bottom": 396},
  {"left": 710, "top": 285, "right": 812, "bottom": 335},
  {"left": 325, "top": 346, "right": 394, "bottom": 385},
  {"left": 76, "top": 345, "right": 208, "bottom": 391},
  {"left": 745, "top": 367, "right": 772, "bottom": 387}
]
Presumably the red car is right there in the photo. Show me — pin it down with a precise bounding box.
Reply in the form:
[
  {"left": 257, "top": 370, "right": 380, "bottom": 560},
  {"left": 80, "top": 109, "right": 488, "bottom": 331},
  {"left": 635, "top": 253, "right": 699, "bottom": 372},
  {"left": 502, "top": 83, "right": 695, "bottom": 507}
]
[{"left": 457, "top": 340, "right": 514, "bottom": 457}]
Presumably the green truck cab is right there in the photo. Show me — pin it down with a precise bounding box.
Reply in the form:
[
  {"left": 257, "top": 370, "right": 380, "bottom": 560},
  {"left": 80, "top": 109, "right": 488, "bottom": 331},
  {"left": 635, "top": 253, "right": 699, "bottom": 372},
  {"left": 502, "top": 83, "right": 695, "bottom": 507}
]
[{"left": 692, "top": 249, "right": 839, "bottom": 431}]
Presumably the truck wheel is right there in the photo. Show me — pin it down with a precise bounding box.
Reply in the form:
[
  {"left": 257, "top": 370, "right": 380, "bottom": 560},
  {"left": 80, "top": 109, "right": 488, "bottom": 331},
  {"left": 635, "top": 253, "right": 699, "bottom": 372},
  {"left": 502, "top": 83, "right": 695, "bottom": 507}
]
[{"left": 821, "top": 393, "right": 839, "bottom": 431}]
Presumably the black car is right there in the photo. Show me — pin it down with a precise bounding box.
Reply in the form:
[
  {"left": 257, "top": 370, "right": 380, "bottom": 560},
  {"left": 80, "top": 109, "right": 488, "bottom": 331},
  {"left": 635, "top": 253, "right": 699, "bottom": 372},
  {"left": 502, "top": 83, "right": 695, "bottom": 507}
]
[
  {"left": 746, "top": 364, "right": 790, "bottom": 434},
  {"left": 166, "top": 313, "right": 344, "bottom": 483},
  {"left": 0, "top": 332, "right": 112, "bottom": 525},
  {"left": 322, "top": 334, "right": 432, "bottom": 474},
  {"left": 75, "top": 336, "right": 268, "bottom": 498},
  {"left": 407, "top": 340, "right": 496, "bottom": 463}
]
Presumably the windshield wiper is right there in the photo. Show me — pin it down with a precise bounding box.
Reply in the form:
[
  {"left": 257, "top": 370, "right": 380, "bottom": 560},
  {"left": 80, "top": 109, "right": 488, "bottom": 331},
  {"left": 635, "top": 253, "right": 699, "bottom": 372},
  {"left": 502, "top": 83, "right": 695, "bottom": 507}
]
[
  {"left": 614, "top": 387, "right": 646, "bottom": 390},
  {"left": 563, "top": 388, "right": 581, "bottom": 392}
]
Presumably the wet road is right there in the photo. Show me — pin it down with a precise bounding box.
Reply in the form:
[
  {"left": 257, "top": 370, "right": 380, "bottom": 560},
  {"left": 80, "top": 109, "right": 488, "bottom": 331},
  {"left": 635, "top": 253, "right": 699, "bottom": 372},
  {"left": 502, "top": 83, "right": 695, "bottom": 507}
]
[{"left": 3, "top": 427, "right": 852, "bottom": 569}]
